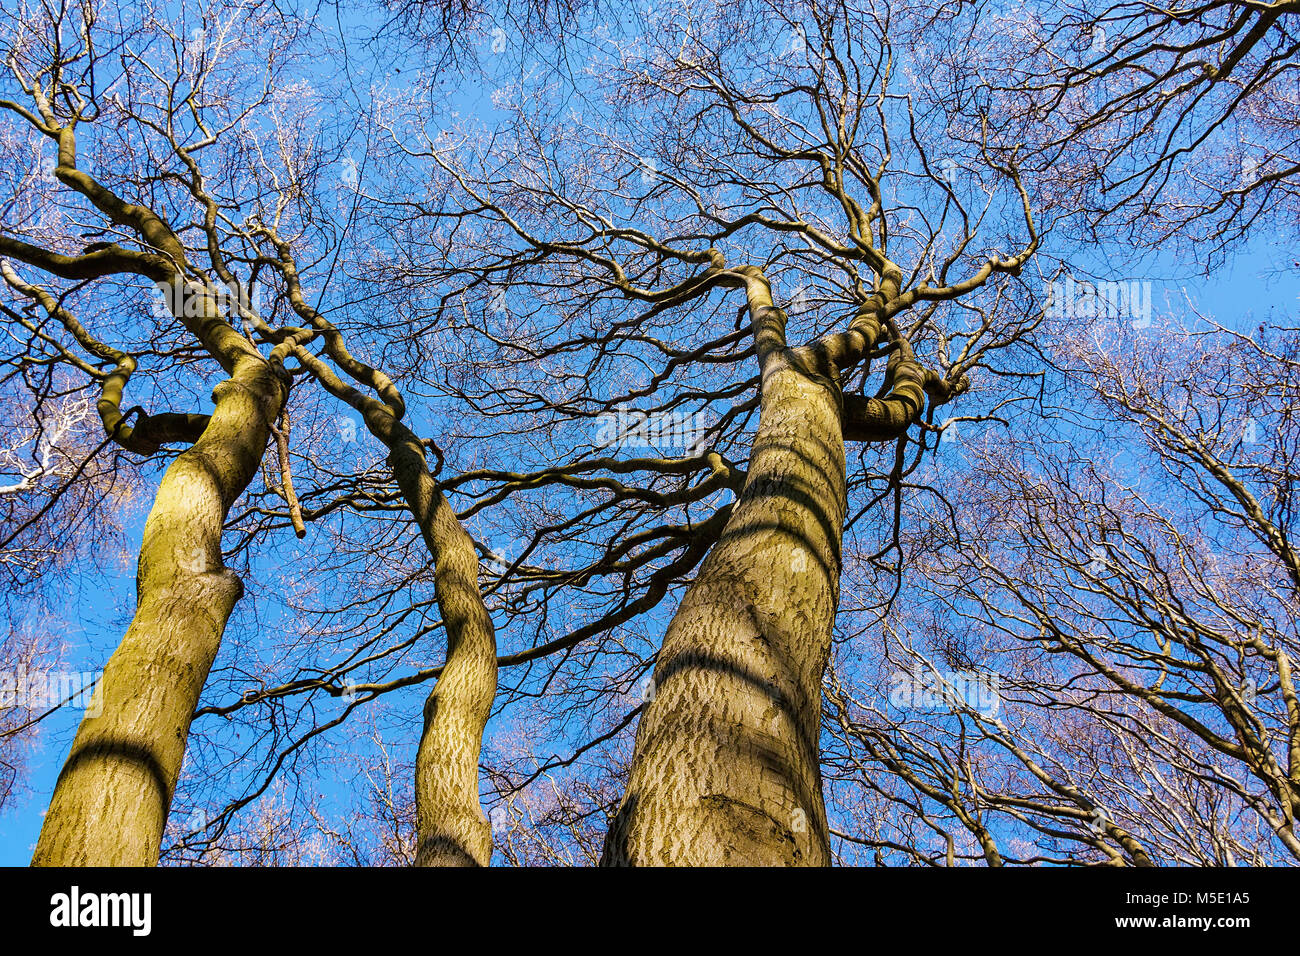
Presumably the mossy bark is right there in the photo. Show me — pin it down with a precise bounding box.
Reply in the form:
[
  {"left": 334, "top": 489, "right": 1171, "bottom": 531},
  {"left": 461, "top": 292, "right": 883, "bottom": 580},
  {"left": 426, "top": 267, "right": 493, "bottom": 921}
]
[
  {"left": 604, "top": 280, "right": 846, "bottom": 865},
  {"left": 392, "top": 440, "right": 499, "bottom": 867},
  {"left": 32, "top": 358, "right": 284, "bottom": 866}
]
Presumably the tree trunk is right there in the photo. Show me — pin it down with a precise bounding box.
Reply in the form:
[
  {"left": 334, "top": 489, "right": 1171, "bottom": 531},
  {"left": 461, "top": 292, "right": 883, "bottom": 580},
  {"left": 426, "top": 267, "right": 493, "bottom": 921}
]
[
  {"left": 285, "top": 333, "right": 502, "bottom": 867},
  {"left": 602, "top": 343, "right": 845, "bottom": 865},
  {"left": 32, "top": 357, "right": 284, "bottom": 866},
  {"left": 389, "top": 440, "right": 499, "bottom": 867}
]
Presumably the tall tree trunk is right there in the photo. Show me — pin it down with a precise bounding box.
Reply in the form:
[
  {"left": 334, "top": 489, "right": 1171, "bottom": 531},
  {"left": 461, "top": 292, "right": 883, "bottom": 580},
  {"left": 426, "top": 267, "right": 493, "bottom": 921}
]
[
  {"left": 388, "top": 440, "right": 500, "bottom": 867},
  {"left": 290, "top": 319, "right": 502, "bottom": 867},
  {"left": 603, "top": 279, "right": 846, "bottom": 863},
  {"left": 32, "top": 356, "right": 284, "bottom": 866}
]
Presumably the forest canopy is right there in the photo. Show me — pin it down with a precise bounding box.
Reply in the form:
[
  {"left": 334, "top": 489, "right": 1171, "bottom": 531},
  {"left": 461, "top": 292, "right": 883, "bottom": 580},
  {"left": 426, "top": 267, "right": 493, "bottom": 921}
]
[{"left": 1, "top": 0, "right": 1298, "bottom": 867}]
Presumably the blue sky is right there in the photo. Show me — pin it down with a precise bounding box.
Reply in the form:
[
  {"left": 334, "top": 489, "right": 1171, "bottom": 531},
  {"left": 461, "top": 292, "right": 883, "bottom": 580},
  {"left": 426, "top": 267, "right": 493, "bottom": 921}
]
[{"left": 3, "top": 0, "right": 1297, "bottom": 866}]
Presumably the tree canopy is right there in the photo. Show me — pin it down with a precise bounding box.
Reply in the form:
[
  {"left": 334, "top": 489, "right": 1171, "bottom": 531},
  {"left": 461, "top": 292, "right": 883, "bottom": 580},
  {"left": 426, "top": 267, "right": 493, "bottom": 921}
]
[{"left": 1, "top": 0, "right": 1298, "bottom": 867}]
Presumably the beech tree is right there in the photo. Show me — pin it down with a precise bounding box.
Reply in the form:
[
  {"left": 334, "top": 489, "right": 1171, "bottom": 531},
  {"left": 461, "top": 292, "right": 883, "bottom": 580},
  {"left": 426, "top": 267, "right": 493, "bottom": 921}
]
[
  {"left": 343, "top": 0, "right": 1042, "bottom": 865},
  {"left": 0, "top": 2, "right": 498, "bottom": 865}
]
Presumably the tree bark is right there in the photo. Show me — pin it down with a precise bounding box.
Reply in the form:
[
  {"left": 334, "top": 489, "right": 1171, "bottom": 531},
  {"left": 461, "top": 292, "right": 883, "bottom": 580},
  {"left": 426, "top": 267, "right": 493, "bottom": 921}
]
[
  {"left": 31, "top": 355, "right": 284, "bottom": 866},
  {"left": 388, "top": 440, "right": 499, "bottom": 867},
  {"left": 603, "top": 275, "right": 846, "bottom": 865},
  {"left": 288, "top": 327, "right": 501, "bottom": 867}
]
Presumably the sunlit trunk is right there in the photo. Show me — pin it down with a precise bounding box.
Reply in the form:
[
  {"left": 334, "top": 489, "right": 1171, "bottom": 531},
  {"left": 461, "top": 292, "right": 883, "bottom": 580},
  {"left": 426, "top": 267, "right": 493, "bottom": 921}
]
[
  {"left": 32, "top": 357, "right": 284, "bottom": 866},
  {"left": 603, "top": 349, "right": 844, "bottom": 865},
  {"left": 389, "top": 440, "right": 499, "bottom": 867}
]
